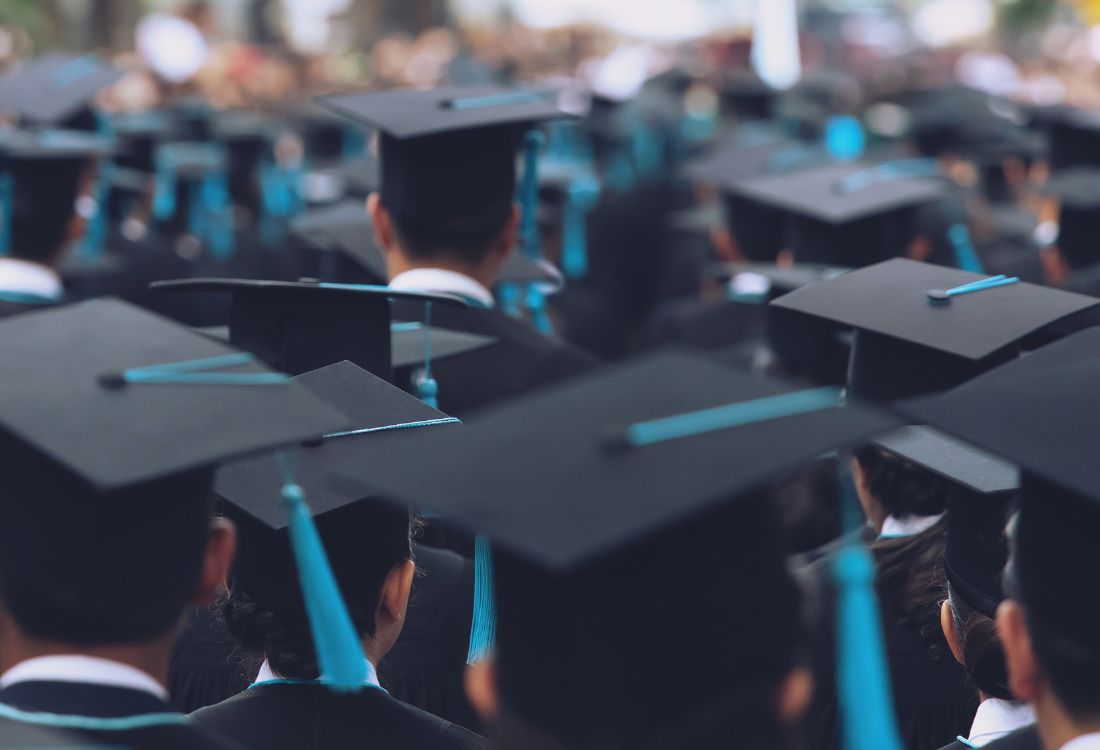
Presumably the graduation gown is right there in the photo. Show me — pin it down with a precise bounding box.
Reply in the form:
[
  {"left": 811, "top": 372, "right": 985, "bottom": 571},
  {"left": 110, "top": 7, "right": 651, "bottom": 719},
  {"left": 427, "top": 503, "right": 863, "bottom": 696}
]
[
  {"left": 0, "top": 681, "right": 242, "bottom": 750},
  {"left": 940, "top": 725, "right": 1041, "bottom": 750},
  {"left": 190, "top": 682, "right": 488, "bottom": 750},
  {"left": 390, "top": 300, "right": 598, "bottom": 418}
]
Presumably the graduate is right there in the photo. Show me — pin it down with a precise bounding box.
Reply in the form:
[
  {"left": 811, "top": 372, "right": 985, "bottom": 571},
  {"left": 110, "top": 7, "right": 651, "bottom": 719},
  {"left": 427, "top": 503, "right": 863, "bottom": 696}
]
[
  {"left": 0, "top": 298, "right": 348, "bottom": 750},
  {"left": 334, "top": 350, "right": 903, "bottom": 750},
  {"left": 901, "top": 326, "right": 1100, "bottom": 750},
  {"left": 0, "top": 130, "right": 111, "bottom": 317},
  {"left": 321, "top": 85, "right": 598, "bottom": 417},
  {"left": 191, "top": 361, "right": 487, "bottom": 749}
]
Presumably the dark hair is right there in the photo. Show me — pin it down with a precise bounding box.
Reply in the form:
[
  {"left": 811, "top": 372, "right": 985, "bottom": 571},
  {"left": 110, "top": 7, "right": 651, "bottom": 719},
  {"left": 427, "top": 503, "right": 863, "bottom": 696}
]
[
  {"left": 947, "top": 583, "right": 1013, "bottom": 700},
  {"left": 873, "top": 517, "right": 951, "bottom": 642},
  {"left": 772, "top": 456, "right": 841, "bottom": 554},
  {"left": 854, "top": 444, "right": 953, "bottom": 520},
  {"left": 9, "top": 158, "right": 89, "bottom": 265},
  {"left": 0, "top": 433, "right": 214, "bottom": 644},
  {"left": 390, "top": 207, "right": 511, "bottom": 269},
  {"left": 222, "top": 501, "right": 413, "bottom": 680}
]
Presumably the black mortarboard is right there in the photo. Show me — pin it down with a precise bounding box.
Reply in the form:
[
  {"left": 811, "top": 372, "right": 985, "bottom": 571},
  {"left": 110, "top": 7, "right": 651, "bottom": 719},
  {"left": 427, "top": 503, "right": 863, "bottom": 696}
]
[
  {"left": 289, "top": 200, "right": 564, "bottom": 288},
  {"left": 771, "top": 257, "right": 1100, "bottom": 401},
  {"left": 1045, "top": 106, "right": 1100, "bottom": 172},
  {"left": 320, "top": 86, "right": 572, "bottom": 248},
  {"left": 1045, "top": 167, "right": 1100, "bottom": 269},
  {"left": 0, "top": 53, "right": 121, "bottom": 127},
  {"left": 111, "top": 110, "right": 174, "bottom": 173},
  {"left": 0, "top": 298, "right": 347, "bottom": 491},
  {"left": 901, "top": 327, "right": 1100, "bottom": 650},
  {"left": 217, "top": 360, "right": 458, "bottom": 618},
  {"left": 717, "top": 70, "right": 776, "bottom": 121},
  {"left": 150, "top": 278, "right": 469, "bottom": 378},
  {"left": 333, "top": 350, "right": 898, "bottom": 740},
  {"left": 708, "top": 262, "right": 849, "bottom": 299},
  {"left": 728, "top": 162, "right": 946, "bottom": 266}
]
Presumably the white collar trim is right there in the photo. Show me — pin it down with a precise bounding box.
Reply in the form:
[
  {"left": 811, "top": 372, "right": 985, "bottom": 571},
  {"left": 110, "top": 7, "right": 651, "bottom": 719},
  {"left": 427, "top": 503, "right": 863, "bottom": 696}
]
[
  {"left": 0, "top": 258, "right": 63, "bottom": 300},
  {"left": 879, "top": 512, "right": 944, "bottom": 539},
  {"left": 968, "top": 698, "right": 1035, "bottom": 747},
  {"left": 0, "top": 655, "right": 168, "bottom": 701},
  {"left": 389, "top": 268, "right": 494, "bottom": 308},
  {"left": 1062, "top": 732, "right": 1100, "bottom": 750}
]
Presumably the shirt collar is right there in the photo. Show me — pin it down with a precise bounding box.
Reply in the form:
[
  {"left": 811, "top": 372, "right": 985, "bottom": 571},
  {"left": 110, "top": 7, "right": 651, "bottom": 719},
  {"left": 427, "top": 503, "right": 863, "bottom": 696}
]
[
  {"left": 0, "top": 655, "right": 168, "bottom": 701},
  {"left": 0, "top": 258, "right": 63, "bottom": 301},
  {"left": 968, "top": 699, "right": 1035, "bottom": 747},
  {"left": 1062, "top": 733, "right": 1100, "bottom": 750},
  {"left": 878, "top": 512, "right": 944, "bottom": 539},
  {"left": 254, "top": 657, "right": 383, "bottom": 691},
  {"left": 388, "top": 268, "right": 495, "bottom": 308}
]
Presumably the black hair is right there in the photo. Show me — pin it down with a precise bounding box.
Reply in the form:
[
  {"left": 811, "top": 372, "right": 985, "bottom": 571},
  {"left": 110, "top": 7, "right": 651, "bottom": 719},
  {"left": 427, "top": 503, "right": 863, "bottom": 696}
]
[
  {"left": 389, "top": 207, "right": 512, "bottom": 269},
  {"left": 9, "top": 157, "right": 89, "bottom": 265},
  {"left": 947, "top": 582, "right": 1013, "bottom": 700},
  {"left": 0, "top": 431, "right": 215, "bottom": 644},
  {"left": 854, "top": 444, "right": 953, "bottom": 520},
  {"left": 222, "top": 501, "right": 413, "bottom": 680}
]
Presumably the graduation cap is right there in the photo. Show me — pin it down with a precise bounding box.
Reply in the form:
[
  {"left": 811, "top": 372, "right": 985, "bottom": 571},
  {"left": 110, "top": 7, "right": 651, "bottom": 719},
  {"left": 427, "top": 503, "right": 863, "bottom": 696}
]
[
  {"left": 288, "top": 200, "right": 564, "bottom": 290},
  {"left": 149, "top": 278, "right": 472, "bottom": 384},
  {"left": 0, "top": 297, "right": 346, "bottom": 491},
  {"left": 330, "top": 350, "right": 898, "bottom": 741},
  {"left": 217, "top": 360, "right": 460, "bottom": 621},
  {"left": 319, "top": 86, "right": 573, "bottom": 250},
  {"left": 770, "top": 257, "right": 1100, "bottom": 401},
  {"left": 717, "top": 70, "right": 776, "bottom": 121},
  {"left": 726, "top": 161, "right": 946, "bottom": 266},
  {"left": 1044, "top": 167, "right": 1100, "bottom": 269},
  {"left": 0, "top": 53, "right": 122, "bottom": 127},
  {"left": 1044, "top": 106, "right": 1100, "bottom": 172},
  {"left": 900, "top": 326, "right": 1100, "bottom": 655},
  {"left": 707, "top": 262, "right": 849, "bottom": 299}
]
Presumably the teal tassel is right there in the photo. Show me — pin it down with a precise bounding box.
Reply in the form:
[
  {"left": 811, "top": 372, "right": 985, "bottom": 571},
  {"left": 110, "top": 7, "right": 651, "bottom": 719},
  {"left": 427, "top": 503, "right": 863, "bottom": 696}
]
[
  {"left": 277, "top": 453, "right": 370, "bottom": 691},
  {"left": 525, "top": 286, "right": 552, "bottom": 335},
  {"left": 496, "top": 282, "right": 522, "bottom": 318},
  {"left": 562, "top": 174, "right": 599, "bottom": 279},
  {"left": 833, "top": 459, "right": 904, "bottom": 750},
  {"left": 948, "top": 224, "right": 984, "bottom": 273},
  {"left": 0, "top": 173, "right": 13, "bottom": 256},
  {"left": 834, "top": 546, "right": 904, "bottom": 750},
  {"left": 467, "top": 536, "right": 497, "bottom": 664},
  {"left": 201, "top": 172, "right": 234, "bottom": 261},
  {"left": 152, "top": 153, "right": 176, "bottom": 221},
  {"left": 415, "top": 301, "right": 439, "bottom": 408},
  {"left": 80, "top": 163, "right": 114, "bottom": 260},
  {"left": 519, "top": 130, "right": 545, "bottom": 260}
]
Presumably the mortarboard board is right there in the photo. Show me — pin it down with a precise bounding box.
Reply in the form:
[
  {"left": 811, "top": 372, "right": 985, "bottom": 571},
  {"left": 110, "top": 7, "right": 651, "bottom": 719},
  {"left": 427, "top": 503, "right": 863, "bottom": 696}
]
[
  {"left": 900, "top": 327, "right": 1100, "bottom": 652},
  {"left": 289, "top": 200, "right": 565, "bottom": 289},
  {"left": 319, "top": 86, "right": 573, "bottom": 250},
  {"left": 1044, "top": 106, "right": 1100, "bottom": 172},
  {"left": 726, "top": 161, "right": 946, "bottom": 266},
  {"left": 196, "top": 322, "right": 497, "bottom": 370},
  {"left": 0, "top": 297, "right": 347, "bottom": 491},
  {"left": 217, "top": 360, "right": 460, "bottom": 619},
  {"left": 0, "top": 53, "right": 122, "bottom": 127},
  {"left": 770, "top": 257, "right": 1100, "bottom": 401},
  {"left": 331, "top": 350, "right": 899, "bottom": 740},
  {"left": 150, "top": 278, "right": 470, "bottom": 380}
]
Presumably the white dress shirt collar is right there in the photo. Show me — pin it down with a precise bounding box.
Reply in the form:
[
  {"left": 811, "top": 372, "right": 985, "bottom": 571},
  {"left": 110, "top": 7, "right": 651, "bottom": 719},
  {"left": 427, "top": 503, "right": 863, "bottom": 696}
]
[
  {"left": 0, "top": 655, "right": 168, "bottom": 701},
  {"left": 879, "top": 512, "right": 945, "bottom": 539},
  {"left": 389, "top": 268, "right": 494, "bottom": 308},
  {"left": 967, "top": 699, "right": 1035, "bottom": 747},
  {"left": 254, "top": 657, "right": 383, "bottom": 691},
  {"left": 1063, "top": 733, "right": 1100, "bottom": 750},
  {"left": 0, "top": 258, "right": 63, "bottom": 301}
]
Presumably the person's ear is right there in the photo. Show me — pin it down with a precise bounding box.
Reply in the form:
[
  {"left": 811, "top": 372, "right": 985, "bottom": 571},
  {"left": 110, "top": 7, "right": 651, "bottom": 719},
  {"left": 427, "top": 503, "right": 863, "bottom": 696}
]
[
  {"left": 192, "top": 517, "right": 237, "bottom": 606},
  {"left": 941, "top": 600, "right": 965, "bottom": 665},
  {"left": 997, "top": 600, "right": 1040, "bottom": 702},
  {"left": 776, "top": 667, "right": 813, "bottom": 724},
  {"left": 907, "top": 235, "right": 932, "bottom": 262},
  {"left": 367, "top": 193, "right": 395, "bottom": 252},
  {"left": 1041, "top": 245, "right": 1069, "bottom": 287},
  {"left": 465, "top": 658, "right": 500, "bottom": 722},
  {"left": 377, "top": 559, "right": 415, "bottom": 628}
]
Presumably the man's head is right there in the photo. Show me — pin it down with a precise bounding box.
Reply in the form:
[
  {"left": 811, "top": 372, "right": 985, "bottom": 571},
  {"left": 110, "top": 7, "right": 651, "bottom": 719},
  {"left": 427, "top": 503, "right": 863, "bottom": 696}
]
[
  {"left": 0, "top": 429, "right": 235, "bottom": 648},
  {"left": 7, "top": 154, "right": 97, "bottom": 268},
  {"left": 997, "top": 479, "right": 1100, "bottom": 728},
  {"left": 367, "top": 125, "right": 523, "bottom": 285}
]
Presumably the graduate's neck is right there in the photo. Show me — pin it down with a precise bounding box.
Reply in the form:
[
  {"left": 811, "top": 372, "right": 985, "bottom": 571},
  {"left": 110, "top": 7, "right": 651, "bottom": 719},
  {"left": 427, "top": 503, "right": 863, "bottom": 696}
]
[
  {"left": 386, "top": 251, "right": 499, "bottom": 292},
  {"left": 1034, "top": 686, "right": 1100, "bottom": 750},
  {"left": 0, "top": 622, "right": 174, "bottom": 688}
]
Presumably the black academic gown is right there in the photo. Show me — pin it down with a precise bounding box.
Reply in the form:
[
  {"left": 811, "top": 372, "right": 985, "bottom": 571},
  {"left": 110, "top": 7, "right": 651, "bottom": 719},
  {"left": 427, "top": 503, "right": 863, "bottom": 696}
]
[
  {"left": 940, "top": 725, "right": 1041, "bottom": 750},
  {"left": 390, "top": 300, "right": 598, "bottom": 419},
  {"left": 190, "top": 682, "right": 488, "bottom": 750},
  {"left": 0, "top": 681, "right": 243, "bottom": 750}
]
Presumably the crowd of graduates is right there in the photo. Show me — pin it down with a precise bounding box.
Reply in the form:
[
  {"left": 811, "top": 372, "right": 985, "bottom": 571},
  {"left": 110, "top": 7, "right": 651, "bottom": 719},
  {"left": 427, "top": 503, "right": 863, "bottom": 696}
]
[{"left": 0, "top": 8, "right": 1099, "bottom": 750}]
